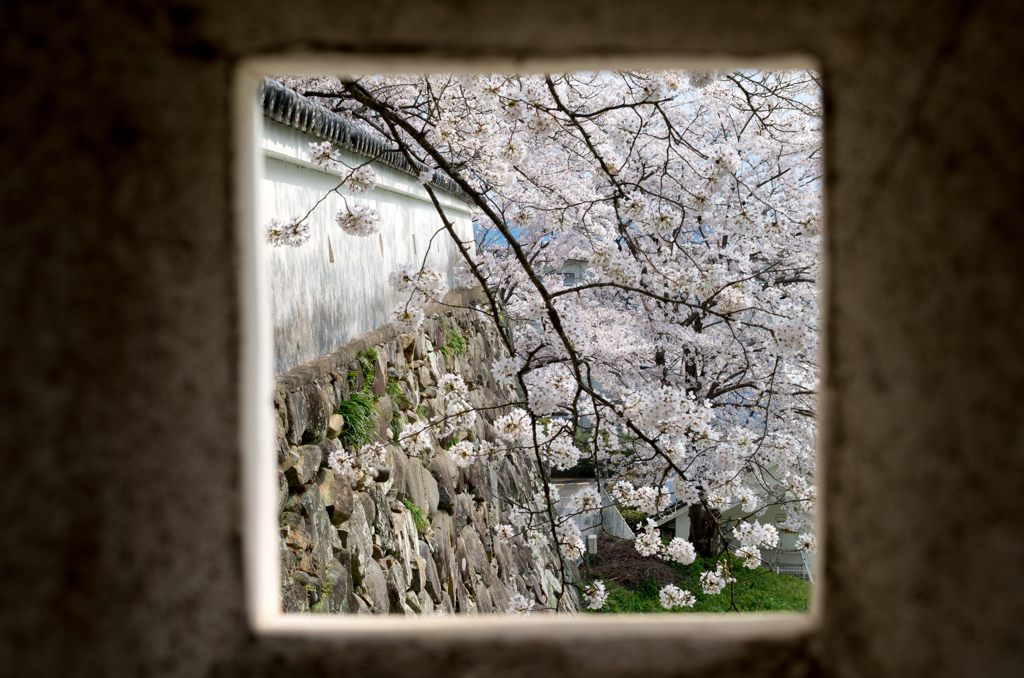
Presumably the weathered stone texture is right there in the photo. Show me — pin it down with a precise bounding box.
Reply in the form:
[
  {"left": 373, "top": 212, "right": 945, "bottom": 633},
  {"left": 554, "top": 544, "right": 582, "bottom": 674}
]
[{"left": 276, "top": 304, "right": 579, "bottom": 615}]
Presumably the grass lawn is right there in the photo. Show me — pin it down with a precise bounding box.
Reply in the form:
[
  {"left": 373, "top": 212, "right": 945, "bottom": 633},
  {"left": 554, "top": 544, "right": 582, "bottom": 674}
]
[{"left": 586, "top": 553, "right": 811, "bottom": 614}]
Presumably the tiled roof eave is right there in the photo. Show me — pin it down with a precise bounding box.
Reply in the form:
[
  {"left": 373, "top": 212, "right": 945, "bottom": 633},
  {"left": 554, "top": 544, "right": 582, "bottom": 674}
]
[{"left": 259, "top": 77, "right": 472, "bottom": 202}]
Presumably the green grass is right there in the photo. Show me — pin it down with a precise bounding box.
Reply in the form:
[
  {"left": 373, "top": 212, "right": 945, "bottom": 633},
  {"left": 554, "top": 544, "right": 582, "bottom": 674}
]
[
  {"left": 334, "top": 391, "right": 379, "bottom": 448},
  {"left": 438, "top": 317, "right": 468, "bottom": 359},
  {"left": 391, "top": 409, "right": 405, "bottom": 441},
  {"left": 384, "top": 378, "right": 406, "bottom": 441},
  {"left": 403, "top": 498, "right": 430, "bottom": 532},
  {"left": 357, "top": 348, "right": 378, "bottom": 390},
  {"left": 385, "top": 378, "right": 403, "bottom": 402},
  {"left": 590, "top": 554, "right": 811, "bottom": 614}
]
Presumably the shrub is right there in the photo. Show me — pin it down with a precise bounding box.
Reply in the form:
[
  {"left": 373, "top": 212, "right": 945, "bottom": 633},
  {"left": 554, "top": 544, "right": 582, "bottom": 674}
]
[{"left": 616, "top": 506, "right": 648, "bottom": 531}]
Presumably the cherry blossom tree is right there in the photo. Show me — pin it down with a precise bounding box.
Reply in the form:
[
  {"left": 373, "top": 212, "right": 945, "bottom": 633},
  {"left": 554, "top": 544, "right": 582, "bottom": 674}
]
[{"left": 271, "top": 69, "right": 822, "bottom": 613}]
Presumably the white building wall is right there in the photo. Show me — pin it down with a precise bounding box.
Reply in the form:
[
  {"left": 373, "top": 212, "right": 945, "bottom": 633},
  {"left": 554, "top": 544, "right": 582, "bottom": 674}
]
[{"left": 259, "top": 120, "right": 476, "bottom": 374}]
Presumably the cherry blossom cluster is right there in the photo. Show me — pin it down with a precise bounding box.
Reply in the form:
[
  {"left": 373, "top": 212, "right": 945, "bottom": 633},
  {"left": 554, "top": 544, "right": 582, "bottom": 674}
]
[
  {"left": 389, "top": 305, "right": 425, "bottom": 333},
  {"left": 449, "top": 440, "right": 476, "bottom": 469},
  {"left": 478, "top": 439, "right": 505, "bottom": 462},
  {"left": 335, "top": 204, "right": 380, "bottom": 237},
  {"left": 619, "top": 387, "right": 713, "bottom": 442},
  {"left": 634, "top": 519, "right": 664, "bottom": 557},
  {"left": 399, "top": 419, "right": 434, "bottom": 457},
  {"left": 664, "top": 537, "right": 697, "bottom": 565},
  {"left": 506, "top": 593, "right": 536, "bottom": 616},
  {"left": 438, "top": 373, "right": 467, "bottom": 395},
  {"left": 732, "top": 521, "right": 780, "bottom": 550},
  {"left": 438, "top": 391, "right": 476, "bottom": 438},
  {"left": 388, "top": 264, "right": 448, "bottom": 305},
  {"left": 265, "top": 216, "right": 310, "bottom": 247},
  {"left": 554, "top": 520, "right": 585, "bottom": 559},
  {"left": 541, "top": 433, "right": 581, "bottom": 471},
  {"left": 715, "top": 285, "right": 749, "bottom": 315},
  {"left": 564, "top": 487, "right": 602, "bottom": 515},
  {"left": 612, "top": 481, "right": 675, "bottom": 515},
  {"left": 773, "top": 317, "right": 813, "bottom": 355},
  {"left": 700, "top": 563, "right": 736, "bottom": 595},
  {"left": 327, "top": 441, "right": 387, "bottom": 484},
  {"left": 796, "top": 533, "right": 817, "bottom": 554},
  {"left": 709, "top": 145, "right": 740, "bottom": 177},
  {"left": 524, "top": 365, "right": 578, "bottom": 416},
  {"left": 308, "top": 141, "right": 339, "bottom": 170},
  {"left": 344, "top": 166, "right": 378, "bottom": 194},
  {"left": 489, "top": 355, "right": 524, "bottom": 387},
  {"left": 583, "top": 580, "right": 609, "bottom": 610},
  {"left": 493, "top": 524, "right": 515, "bottom": 540},
  {"left": 307, "top": 142, "right": 379, "bottom": 196},
  {"left": 659, "top": 584, "right": 696, "bottom": 610},
  {"left": 735, "top": 545, "right": 762, "bottom": 569},
  {"left": 632, "top": 518, "right": 698, "bottom": 567},
  {"left": 453, "top": 264, "right": 478, "bottom": 289},
  {"left": 493, "top": 408, "right": 531, "bottom": 443}
]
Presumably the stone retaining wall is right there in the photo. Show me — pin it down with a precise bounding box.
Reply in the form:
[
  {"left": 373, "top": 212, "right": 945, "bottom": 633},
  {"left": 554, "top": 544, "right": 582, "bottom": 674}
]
[{"left": 274, "top": 289, "right": 580, "bottom": 615}]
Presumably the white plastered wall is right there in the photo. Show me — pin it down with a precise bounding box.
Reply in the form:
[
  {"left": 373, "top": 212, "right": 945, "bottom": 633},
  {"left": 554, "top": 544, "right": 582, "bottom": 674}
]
[{"left": 260, "top": 119, "right": 476, "bottom": 374}]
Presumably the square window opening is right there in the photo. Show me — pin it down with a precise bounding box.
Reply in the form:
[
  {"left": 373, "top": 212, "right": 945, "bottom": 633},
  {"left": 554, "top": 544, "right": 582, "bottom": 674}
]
[{"left": 234, "top": 55, "right": 826, "bottom": 638}]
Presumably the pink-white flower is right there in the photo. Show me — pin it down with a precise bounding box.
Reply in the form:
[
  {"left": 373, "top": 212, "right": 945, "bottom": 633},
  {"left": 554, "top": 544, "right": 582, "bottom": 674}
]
[
  {"left": 335, "top": 204, "right": 380, "bottom": 237},
  {"left": 659, "top": 584, "right": 696, "bottom": 609}
]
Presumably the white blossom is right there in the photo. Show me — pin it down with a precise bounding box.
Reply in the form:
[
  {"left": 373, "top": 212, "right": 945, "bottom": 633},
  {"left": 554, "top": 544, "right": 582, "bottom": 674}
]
[
  {"left": 493, "top": 524, "right": 515, "bottom": 540},
  {"left": 390, "top": 304, "right": 425, "bottom": 333},
  {"left": 659, "top": 584, "right": 696, "bottom": 609},
  {"left": 490, "top": 355, "right": 524, "bottom": 386},
  {"left": 700, "top": 563, "right": 735, "bottom": 595},
  {"left": 494, "top": 408, "right": 531, "bottom": 443},
  {"left": 388, "top": 264, "right": 448, "bottom": 304},
  {"left": 506, "top": 593, "right": 536, "bottom": 616},
  {"left": 634, "top": 519, "right": 662, "bottom": 557},
  {"left": 449, "top": 440, "right": 476, "bottom": 469},
  {"left": 335, "top": 204, "right": 380, "bottom": 237},
  {"left": 583, "top": 581, "right": 609, "bottom": 610},
  {"left": 543, "top": 435, "right": 581, "bottom": 471},
  {"left": 732, "top": 521, "right": 779, "bottom": 549},
  {"left": 400, "top": 420, "right": 434, "bottom": 457},
  {"left": 438, "top": 373, "right": 468, "bottom": 395},
  {"left": 566, "top": 488, "right": 602, "bottom": 515},
  {"left": 555, "top": 520, "right": 585, "bottom": 559},
  {"left": 736, "top": 545, "right": 762, "bottom": 569},
  {"left": 266, "top": 216, "right": 310, "bottom": 247},
  {"left": 796, "top": 532, "right": 817, "bottom": 554},
  {"left": 773, "top": 317, "right": 812, "bottom": 355},
  {"left": 308, "top": 141, "right": 338, "bottom": 169},
  {"left": 665, "top": 537, "right": 696, "bottom": 565},
  {"left": 344, "top": 166, "right": 377, "bottom": 194}
]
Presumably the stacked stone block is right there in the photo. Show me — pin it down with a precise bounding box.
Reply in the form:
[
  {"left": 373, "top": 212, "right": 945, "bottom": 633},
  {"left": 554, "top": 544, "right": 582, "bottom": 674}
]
[{"left": 274, "top": 291, "right": 580, "bottom": 615}]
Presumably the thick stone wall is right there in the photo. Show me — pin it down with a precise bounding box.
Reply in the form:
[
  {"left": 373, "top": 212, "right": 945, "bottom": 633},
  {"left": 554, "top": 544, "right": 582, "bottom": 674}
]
[
  {"left": 4, "top": 2, "right": 1024, "bottom": 677},
  {"left": 274, "top": 290, "right": 579, "bottom": 615}
]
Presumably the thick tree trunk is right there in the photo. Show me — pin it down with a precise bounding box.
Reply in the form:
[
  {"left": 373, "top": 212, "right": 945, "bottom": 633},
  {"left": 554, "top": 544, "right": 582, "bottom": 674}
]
[{"left": 688, "top": 502, "right": 722, "bottom": 558}]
